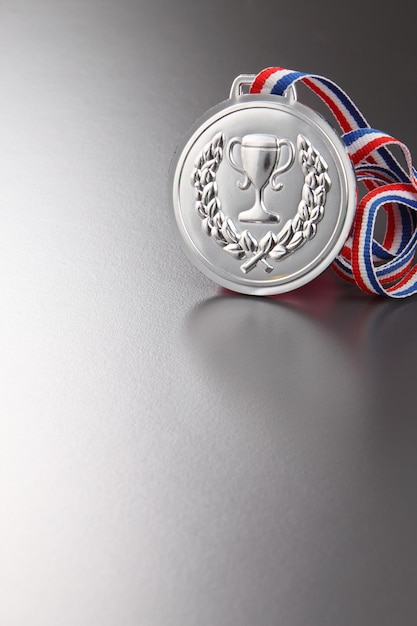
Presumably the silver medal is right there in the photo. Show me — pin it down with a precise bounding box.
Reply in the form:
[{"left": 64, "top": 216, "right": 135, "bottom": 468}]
[{"left": 171, "top": 75, "right": 357, "bottom": 295}]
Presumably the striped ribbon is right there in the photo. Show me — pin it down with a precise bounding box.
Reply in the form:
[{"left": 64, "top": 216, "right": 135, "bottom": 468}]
[{"left": 250, "top": 67, "right": 417, "bottom": 297}]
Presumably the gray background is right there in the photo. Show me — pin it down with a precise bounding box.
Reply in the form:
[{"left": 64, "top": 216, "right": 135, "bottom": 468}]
[{"left": 1, "top": 1, "right": 417, "bottom": 625}]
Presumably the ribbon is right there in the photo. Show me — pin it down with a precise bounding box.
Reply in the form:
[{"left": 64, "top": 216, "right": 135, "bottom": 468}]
[{"left": 250, "top": 67, "right": 417, "bottom": 297}]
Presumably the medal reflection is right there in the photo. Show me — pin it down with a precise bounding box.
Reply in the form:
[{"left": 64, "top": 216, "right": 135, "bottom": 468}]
[{"left": 228, "top": 134, "right": 295, "bottom": 223}]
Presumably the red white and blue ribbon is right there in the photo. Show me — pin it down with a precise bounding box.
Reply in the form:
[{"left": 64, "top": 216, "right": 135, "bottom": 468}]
[{"left": 250, "top": 67, "right": 417, "bottom": 297}]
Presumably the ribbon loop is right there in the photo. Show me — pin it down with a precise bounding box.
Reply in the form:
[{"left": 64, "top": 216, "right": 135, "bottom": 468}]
[{"left": 250, "top": 67, "right": 417, "bottom": 297}]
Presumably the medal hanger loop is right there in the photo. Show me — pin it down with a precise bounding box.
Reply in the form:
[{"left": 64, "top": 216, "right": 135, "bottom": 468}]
[{"left": 229, "top": 74, "right": 297, "bottom": 103}]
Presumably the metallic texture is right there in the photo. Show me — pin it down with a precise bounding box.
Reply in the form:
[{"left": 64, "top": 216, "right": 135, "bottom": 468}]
[
  {"left": 172, "top": 82, "right": 355, "bottom": 295},
  {"left": 227, "top": 133, "right": 295, "bottom": 222},
  {"left": 192, "top": 132, "right": 331, "bottom": 274}
]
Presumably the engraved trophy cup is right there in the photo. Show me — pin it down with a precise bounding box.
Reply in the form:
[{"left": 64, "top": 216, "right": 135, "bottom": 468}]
[{"left": 228, "top": 134, "right": 295, "bottom": 223}]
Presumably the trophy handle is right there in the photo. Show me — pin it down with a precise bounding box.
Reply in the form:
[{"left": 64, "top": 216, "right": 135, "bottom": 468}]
[
  {"left": 270, "top": 139, "right": 295, "bottom": 191},
  {"left": 227, "top": 138, "right": 251, "bottom": 190}
]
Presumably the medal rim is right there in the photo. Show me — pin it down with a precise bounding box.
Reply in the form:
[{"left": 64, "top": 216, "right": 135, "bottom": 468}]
[{"left": 170, "top": 92, "right": 357, "bottom": 296}]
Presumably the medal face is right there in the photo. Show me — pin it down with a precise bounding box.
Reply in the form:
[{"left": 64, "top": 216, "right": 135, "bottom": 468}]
[{"left": 171, "top": 78, "right": 356, "bottom": 295}]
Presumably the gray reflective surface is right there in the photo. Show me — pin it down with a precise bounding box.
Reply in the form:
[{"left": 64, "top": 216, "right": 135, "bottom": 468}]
[{"left": 2, "top": 1, "right": 417, "bottom": 625}]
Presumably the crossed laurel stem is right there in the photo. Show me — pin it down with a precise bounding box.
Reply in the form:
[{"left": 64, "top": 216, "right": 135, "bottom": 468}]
[{"left": 192, "top": 132, "right": 331, "bottom": 273}]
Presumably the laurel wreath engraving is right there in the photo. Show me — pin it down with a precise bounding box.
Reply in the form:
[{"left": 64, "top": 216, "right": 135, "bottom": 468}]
[{"left": 191, "top": 132, "right": 331, "bottom": 273}]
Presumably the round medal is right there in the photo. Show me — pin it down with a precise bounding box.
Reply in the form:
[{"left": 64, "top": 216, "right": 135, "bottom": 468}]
[{"left": 171, "top": 75, "right": 357, "bottom": 295}]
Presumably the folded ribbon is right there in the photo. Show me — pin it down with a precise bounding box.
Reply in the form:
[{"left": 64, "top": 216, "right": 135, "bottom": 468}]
[{"left": 251, "top": 67, "right": 417, "bottom": 297}]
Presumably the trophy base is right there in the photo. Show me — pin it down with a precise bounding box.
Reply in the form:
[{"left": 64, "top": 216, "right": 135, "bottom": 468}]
[{"left": 238, "top": 204, "right": 280, "bottom": 224}]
